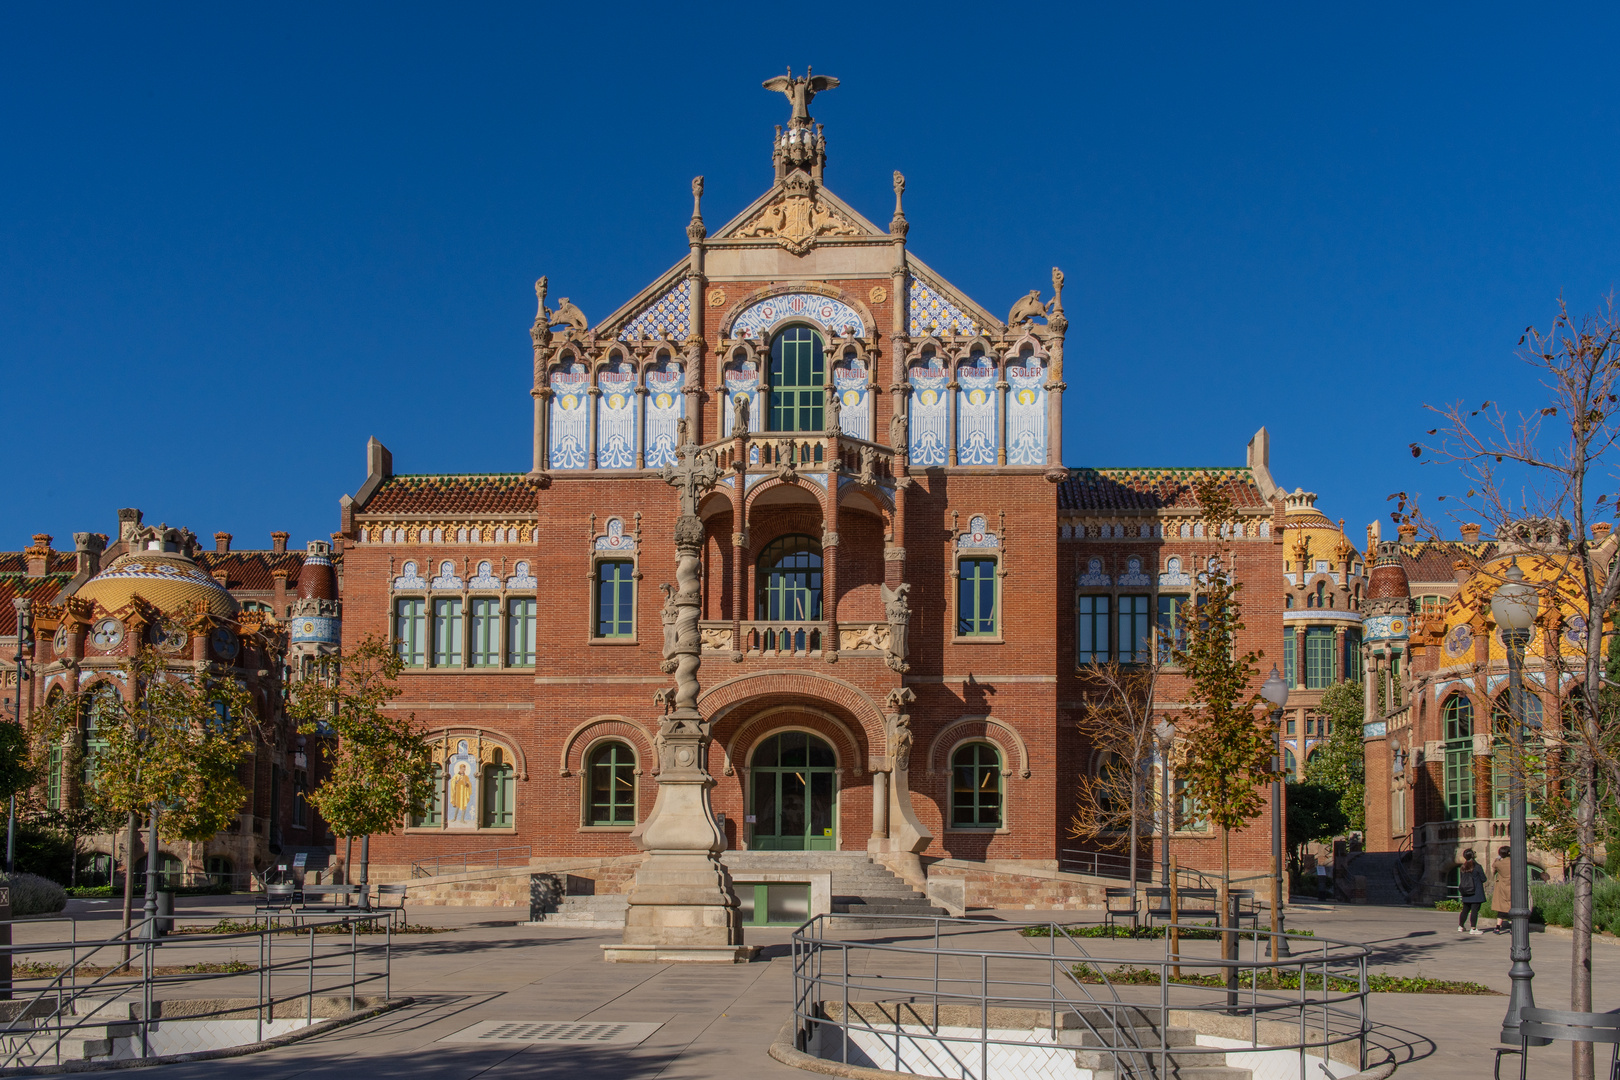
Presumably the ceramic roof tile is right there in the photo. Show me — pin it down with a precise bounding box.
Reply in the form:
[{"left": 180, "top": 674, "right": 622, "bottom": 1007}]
[
  {"left": 1397, "top": 540, "right": 1496, "bottom": 585},
  {"left": 1058, "top": 468, "right": 1266, "bottom": 513},
  {"left": 0, "top": 574, "right": 75, "bottom": 635},
  {"left": 195, "top": 551, "right": 309, "bottom": 592},
  {"left": 363, "top": 474, "right": 539, "bottom": 516}
]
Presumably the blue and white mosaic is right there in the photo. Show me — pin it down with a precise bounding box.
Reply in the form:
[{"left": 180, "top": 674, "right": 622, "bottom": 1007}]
[
  {"left": 506, "top": 561, "right": 537, "bottom": 589},
  {"left": 722, "top": 358, "right": 763, "bottom": 437},
  {"left": 394, "top": 561, "right": 427, "bottom": 590},
  {"left": 832, "top": 356, "right": 870, "bottom": 440},
  {"left": 549, "top": 361, "right": 589, "bottom": 470},
  {"left": 1006, "top": 356, "right": 1047, "bottom": 466},
  {"left": 594, "top": 518, "right": 635, "bottom": 553},
  {"left": 645, "top": 360, "right": 685, "bottom": 468},
  {"left": 430, "top": 561, "right": 463, "bottom": 590},
  {"left": 907, "top": 356, "right": 948, "bottom": 467},
  {"left": 1363, "top": 614, "right": 1409, "bottom": 641},
  {"left": 596, "top": 361, "right": 637, "bottom": 469},
  {"left": 1118, "top": 557, "right": 1152, "bottom": 587},
  {"left": 469, "top": 560, "right": 502, "bottom": 589},
  {"left": 730, "top": 293, "right": 864, "bottom": 339},
  {"left": 956, "top": 515, "right": 1000, "bottom": 549},
  {"left": 1158, "top": 557, "right": 1191, "bottom": 588},
  {"left": 956, "top": 355, "right": 997, "bottom": 466},
  {"left": 908, "top": 277, "right": 979, "bottom": 337},
  {"left": 290, "top": 615, "right": 340, "bottom": 645},
  {"left": 619, "top": 279, "right": 690, "bottom": 341},
  {"left": 1078, "top": 558, "right": 1110, "bottom": 586}
]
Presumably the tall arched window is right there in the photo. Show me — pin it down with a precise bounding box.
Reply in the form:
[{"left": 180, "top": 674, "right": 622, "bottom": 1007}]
[
  {"left": 482, "top": 748, "right": 515, "bottom": 829},
  {"left": 768, "top": 326, "right": 824, "bottom": 432},
  {"left": 756, "top": 535, "right": 823, "bottom": 620},
  {"left": 1442, "top": 694, "right": 1474, "bottom": 821},
  {"left": 1284, "top": 748, "right": 1298, "bottom": 778},
  {"left": 951, "top": 743, "right": 1003, "bottom": 829},
  {"left": 587, "top": 741, "right": 637, "bottom": 825},
  {"left": 1491, "top": 691, "right": 1545, "bottom": 818},
  {"left": 44, "top": 688, "right": 63, "bottom": 809},
  {"left": 83, "top": 684, "right": 118, "bottom": 789}
]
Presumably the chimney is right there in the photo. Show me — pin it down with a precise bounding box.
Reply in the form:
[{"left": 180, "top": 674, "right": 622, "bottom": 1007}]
[
  {"left": 1593, "top": 522, "right": 1612, "bottom": 543},
  {"left": 73, "top": 532, "right": 106, "bottom": 578},
  {"left": 25, "top": 535, "right": 52, "bottom": 577},
  {"left": 272, "top": 568, "right": 290, "bottom": 616},
  {"left": 1460, "top": 523, "right": 1481, "bottom": 543},
  {"left": 215, "top": 532, "right": 232, "bottom": 553},
  {"left": 1397, "top": 523, "right": 1418, "bottom": 543},
  {"left": 1452, "top": 559, "right": 1471, "bottom": 585},
  {"left": 212, "top": 569, "right": 230, "bottom": 588},
  {"left": 271, "top": 532, "right": 289, "bottom": 554},
  {"left": 117, "top": 508, "right": 143, "bottom": 544}
]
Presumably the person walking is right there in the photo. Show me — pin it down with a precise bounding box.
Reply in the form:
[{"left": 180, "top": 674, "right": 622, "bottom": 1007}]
[
  {"left": 1457, "top": 848, "right": 1487, "bottom": 935},
  {"left": 1490, "top": 845, "right": 1513, "bottom": 934}
]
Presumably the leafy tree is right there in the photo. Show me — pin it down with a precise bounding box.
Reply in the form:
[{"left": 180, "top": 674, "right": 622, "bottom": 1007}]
[
  {"left": 1173, "top": 477, "right": 1281, "bottom": 938},
  {"left": 287, "top": 634, "right": 436, "bottom": 902},
  {"left": 0, "top": 720, "right": 37, "bottom": 808},
  {"left": 1285, "top": 782, "right": 1350, "bottom": 876},
  {"left": 1305, "top": 681, "right": 1366, "bottom": 831},
  {"left": 1069, "top": 659, "right": 1163, "bottom": 906},
  {"left": 35, "top": 647, "right": 257, "bottom": 948}
]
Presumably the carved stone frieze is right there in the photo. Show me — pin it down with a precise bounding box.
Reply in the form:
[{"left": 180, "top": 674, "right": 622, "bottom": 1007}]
[{"left": 737, "top": 173, "right": 861, "bottom": 255}]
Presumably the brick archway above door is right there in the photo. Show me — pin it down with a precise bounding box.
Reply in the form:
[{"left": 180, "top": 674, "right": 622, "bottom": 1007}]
[{"left": 699, "top": 669, "right": 889, "bottom": 762}]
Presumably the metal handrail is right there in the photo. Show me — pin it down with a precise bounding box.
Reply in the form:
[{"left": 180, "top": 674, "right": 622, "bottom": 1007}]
[
  {"left": 790, "top": 912, "right": 1371, "bottom": 1079},
  {"left": 409, "top": 845, "right": 532, "bottom": 879},
  {"left": 0, "top": 909, "right": 393, "bottom": 1068}
]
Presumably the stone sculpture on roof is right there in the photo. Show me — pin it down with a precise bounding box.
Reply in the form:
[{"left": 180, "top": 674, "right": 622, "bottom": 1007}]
[{"left": 761, "top": 67, "right": 839, "bottom": 125}]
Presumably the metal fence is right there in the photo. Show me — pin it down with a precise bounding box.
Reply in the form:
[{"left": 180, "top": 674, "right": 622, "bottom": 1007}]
[
  {"left": 409, "top": 845, "right": 532, "bottom": 878},
  {"left": 789, "top": 912, "right": 1370, "bottom": 1080},
  {"left": 0, "top": 909, "right": 393, "bottom": 1069}
]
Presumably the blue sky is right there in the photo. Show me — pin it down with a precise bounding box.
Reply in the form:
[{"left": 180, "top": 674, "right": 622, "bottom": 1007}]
[{"left": 3, "top": 3, "right": 1618, "bottom": 551}]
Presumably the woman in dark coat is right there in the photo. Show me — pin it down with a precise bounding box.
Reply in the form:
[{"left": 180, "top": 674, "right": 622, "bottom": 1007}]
[{"left": 1457, "top": 848, "right": 1487, "bottom": 935}]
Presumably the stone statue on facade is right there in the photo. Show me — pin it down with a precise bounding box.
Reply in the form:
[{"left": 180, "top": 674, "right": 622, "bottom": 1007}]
[
  {"left": 889, "top": 408, "right": 907, "bottom": 451},
  {"left": 732, "top": 393, "right": 750, "bottom": 435},
  {"left": 551, "top": 297, "right": 588, "bottom": 333},
  {"left": 825, "top": 382, "right": 842, "bottom": 435},
  {"left": 880, "top": 582, "right": 911, "bottom": 673},
  {"left": 761, "top": 67, "right": 840, "bottom": 125},
  {"left": 1008, "top": 289, "right": 1050, "bottom": 327}
]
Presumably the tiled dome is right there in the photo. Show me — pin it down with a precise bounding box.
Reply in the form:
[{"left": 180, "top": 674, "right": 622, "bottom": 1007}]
[{"left": 77, "top": 549, "right": 239, "bottom": 618}]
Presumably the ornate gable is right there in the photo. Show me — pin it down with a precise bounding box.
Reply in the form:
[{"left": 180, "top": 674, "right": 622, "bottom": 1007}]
[{"left": 730, "top": 170, "right": 865, "bottom": 255}]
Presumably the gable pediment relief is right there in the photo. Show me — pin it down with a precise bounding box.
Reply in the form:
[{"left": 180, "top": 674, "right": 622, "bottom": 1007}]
[{"left": 734, "top": 173, "right": 864, "bottom": 255}]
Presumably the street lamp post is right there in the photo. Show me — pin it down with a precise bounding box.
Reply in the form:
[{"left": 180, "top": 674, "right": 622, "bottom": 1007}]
[
  {"left": 1154, "top": 718, "right": 1175, "bottom": 886},
  {"left": 1260, "top": 665, "right": 1291, "bottom": 958},
  {"left": 8, "top": 600, "right": 32, "bottom": 876},
  {"left": 1491, "top": 563, "right": 1538, "bottom": 1045}
]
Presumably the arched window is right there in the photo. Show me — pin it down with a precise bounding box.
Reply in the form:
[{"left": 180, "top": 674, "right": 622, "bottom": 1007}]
[
  {"left": 768, "top": 326, "right": 824, "bottom": 432},
  {"left": 44, "top": 688, "right": 63, "bottom": 809},
  {"left": 1442, "top": 694, "right": 1474, "bottom": 822},
  {"left": 1491, "top": 692, "right": 1546, "bottom": 818},
  {"left": 204, "top": 856, "right": 234, "bottom": 888},
  {"left": 83, "top": 684, "right": 118, "bottom": 789},
  {"left": 1285, "top": 594, "right": 1294, "bottom": 610},
  {"left": 587, "top": 741, "right": 637, "bottom": 825},
  {"left": 951, "top": 743, "right": 1003, "bottom": 829},
  {"left": 1314, "top": 582, "right": 1327, "bottom": 609},
  {"left": 482, "top": 748, "right": 515, "bottom": 829},
  {"left": 1284, "top": 748, "right": 1297, "bottom": 778},
  {"left": 756, "top": 535, "right": 823, "bottom": 620}
]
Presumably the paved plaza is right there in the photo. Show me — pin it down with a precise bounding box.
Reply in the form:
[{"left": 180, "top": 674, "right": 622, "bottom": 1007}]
[{"left": 13, "top": 895, "right": 1615, "bottom": 1079}]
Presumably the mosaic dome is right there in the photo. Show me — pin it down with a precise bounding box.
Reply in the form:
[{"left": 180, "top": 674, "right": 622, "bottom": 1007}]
[
  {"left": 77, "top": 548, "right": 239, "bottom": 619},
  {"left": 1282, "top": 489, "right": 1354, "bottom": 576}
]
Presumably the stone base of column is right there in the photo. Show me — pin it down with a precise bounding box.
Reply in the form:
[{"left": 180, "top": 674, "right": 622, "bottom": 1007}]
[{"left": 605, "top": 848, "right": 748, "bottom": 964}]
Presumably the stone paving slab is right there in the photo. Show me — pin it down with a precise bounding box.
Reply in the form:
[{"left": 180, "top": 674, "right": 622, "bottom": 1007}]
[{"left": 22, "top": 897, "right": 1620, "bottom": 1079}]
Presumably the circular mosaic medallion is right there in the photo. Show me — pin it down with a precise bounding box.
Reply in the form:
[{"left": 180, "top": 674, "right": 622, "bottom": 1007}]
[
  {"left": 89, "top": 617, "right": 124, "bottom": 651},
  {"left": 1565, "top": 615, "right": 1588, "bottom": 648},
  {"left": 1445, "top": 623, "right": 1473, "bottom": 657}
]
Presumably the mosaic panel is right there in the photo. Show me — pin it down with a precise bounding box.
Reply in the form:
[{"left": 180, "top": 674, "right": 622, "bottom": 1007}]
[
  {"left": 394, "top": 561, "right": 428, "bottom": 590},
  {"left": 469, "top": 560, "right": 501, "bottom": 589},
  {"left": 1006, "top": 356, "right": 1047, "bottom": 465},
  {"left": 645, "top": 360, "right": 685, "bottom": 468},
  {"left": 956, "top": 516, "right": 1000, "bottom": 549},
  {"left": 730, "top": 293, "right": 864, "bottom": 339},
  {"left": 619, "top": 279, "right": 690, "bottom": 341},
  {"left": 722, "top": 358, "right": 763, "bottom": 437},
  {"left": 290, "top": 615, "right": 340, "bottom": 644},
  {"left": 549, "top": 361, "right": 589, "bottom": 470},
  {"left": 832, "top": 355, "right": 870, "bottom": 440},
  {"left": 596, "top": 361, "right": 637, "bottom": 469},
  {"left": 956, "top": 355, "right": 997, "bottom": 466},
  {"left": 594, "top": 518, "right": 635, "bottom": 552},
  {"left": 506, "top": 561, "right": 537, "bottom": 589},
  {"left": 1159, "top": 557, "right": 1191, "bottom": 587},
  {"left": 430, "top": 560, "right": 463, "bottom": 590},
  {"left": 908, "top": 276, "right": 979, "bottom": 337},
  {"left": 907, "top": 356, "right": 948, "bottom": 467}
]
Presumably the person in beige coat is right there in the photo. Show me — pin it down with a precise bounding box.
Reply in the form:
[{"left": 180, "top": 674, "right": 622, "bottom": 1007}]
[{"left": 1490, "top": 846, "right": 1513, "bottom": 933}]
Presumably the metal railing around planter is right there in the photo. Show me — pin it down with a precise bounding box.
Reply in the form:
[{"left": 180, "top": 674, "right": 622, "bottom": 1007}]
[
  {"left": 789, "top": 912, "right": 1371, "bottom": 1080},
  {"left": 0, "top": 909, "right": 393, "bottom": 1069},
  {"left": 409, "top": 846, "right": 532, "bottom": 879}
]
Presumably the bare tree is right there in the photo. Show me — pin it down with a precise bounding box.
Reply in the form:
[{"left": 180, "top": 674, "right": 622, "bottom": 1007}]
[
  {"left": 1413, "top": 296, "right": 1620, "bottom": 1080},
  {"left": 1069, "top": 659, "right": 1162, "bottom": 911}
]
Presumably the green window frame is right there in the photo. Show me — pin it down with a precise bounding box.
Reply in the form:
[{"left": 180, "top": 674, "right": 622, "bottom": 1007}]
[
  {"left": 587, "top": 741, "right": 637, "bottom": 825},
  {"left": 432, "top": 598, "right": 463, "bottom": 667},
  {"left": 1157, "top": 595, "right": 1188, "bottom": 662},
  {"left": 756, "top": 535, "right": 823, "bottom": 620},
  {"left": 1283, "top": 632, "right": 1295, "bottom": 684},
  {"left": 470, "top": 597, "right": 500, "bottom": 666},
  {"left": 83, "top": 684, "right": 116, "bottom": 789},
  {"left": 1342, "top": 630, "right": 1362, "bottom": 683},
  {"left": 412, "top": 766, "right": 444, "bottom": 827},
  {"left": 1491, "top": 693, "right": 1545, "bottom": 817},
  {"left": 1118, "top": 595, "right": 1151, "bottom": 664},
  {"left": 596, "top": 560, "right": 635, "bottom": 638},
  {"left": 958, "top": 558, "right": 998, "bottom": 637},
  {"left": 767, "top": 325, "right": 825, "bottom": 432},
  {"left": 1174, "top": 777, "right": 1208, "bottom": 832},
  {"left": 47, "top": 745, "right": 62, "bottom": 809},
  {"left": 1304, "top": 627, "right": 1336, "bottom": 689},
  {"left": 1077, "top": 595, "right": 1110, "bottom": 664},
  {"left": 394, "top": 598, "right": 426, "bottom": 666},
  {"left": 292, "top": 769, "right": 307, "bottom": 827},
  {"left": 507, "top": 598, "right": 536, "bottom": 666},
  {"left": 482, "top": 761, "right": 515, "bottom": 828},
  {"left": 1442, "top": 694, "right": 1474, "bottom": 821},
  {"left": 951, "top": 742, "right": 1002, "bottom": 828}
]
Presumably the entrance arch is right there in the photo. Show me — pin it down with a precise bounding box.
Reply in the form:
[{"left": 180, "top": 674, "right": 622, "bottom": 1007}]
[{"left": 749, "top": 730, "right": 837, "bottom": 851}]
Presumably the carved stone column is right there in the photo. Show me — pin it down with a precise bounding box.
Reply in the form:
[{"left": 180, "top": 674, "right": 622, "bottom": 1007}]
[
  {"left": 606, "top": 431, "right": 749, "bottom": 964},
  {"left": 870, "top": 770, "right": 889, "bottom": 842},
  {"left": 824, "top": 393, "right": 841, "bottom": 660},
  {"left": 872, "top": 690, "right": 932, "bottom": 883}
]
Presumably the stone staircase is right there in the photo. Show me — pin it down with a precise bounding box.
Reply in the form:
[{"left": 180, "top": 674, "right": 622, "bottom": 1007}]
[
  {"left": 538, "top": 893, "right": 631, "bottom": 928},
  {"left": 722, "top": 850, "right": 950, "bottom": 927},
  {"left": 1061, "top": 1006, "right": 1251, "bottom": 1080}
]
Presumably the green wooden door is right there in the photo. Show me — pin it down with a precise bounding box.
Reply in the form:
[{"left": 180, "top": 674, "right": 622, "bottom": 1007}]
[{"left": 750, "top": 731, "right": 836, "bottom": 851}]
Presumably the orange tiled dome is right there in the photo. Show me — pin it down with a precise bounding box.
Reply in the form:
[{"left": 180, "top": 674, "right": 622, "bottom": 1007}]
[{"left": 77, "top": 549, "right": 239, "bottom": 618}]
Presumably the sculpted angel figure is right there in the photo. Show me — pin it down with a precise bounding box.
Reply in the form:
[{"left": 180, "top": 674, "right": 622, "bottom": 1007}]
[
  {"left": 761, "top": 67, "right": 840, "bottom": 125},
  {"left": 881, "top": 582, "right": 911, "bottom": 673},
  {"left": 732, "top": 393, "right": 751, "bottom": 434},
  {"left": 658, "top": 583, "right": 679, "bottom": 669}
]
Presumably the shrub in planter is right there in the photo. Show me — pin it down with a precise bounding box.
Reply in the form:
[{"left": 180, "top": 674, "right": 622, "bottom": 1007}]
[{"left": 0, "top": 873, "right": 68, "bottom": 917}]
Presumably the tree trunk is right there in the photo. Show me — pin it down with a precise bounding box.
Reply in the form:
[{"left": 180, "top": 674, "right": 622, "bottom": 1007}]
[
  {"left": 1128, "top": 775, "right": 1139, "bottom": 927},
  {"left": 358, "top": 834, "right": 370, "bottom": 911},
  {"left": 119, "top": 811, "right": 136, "bottom": 966},
  {"left": 1572, "top": 758, "right": 1596, "bottom": 1080},
  {"left": 1221, "top": 826, "right": 1237, "bottom": 1010}
]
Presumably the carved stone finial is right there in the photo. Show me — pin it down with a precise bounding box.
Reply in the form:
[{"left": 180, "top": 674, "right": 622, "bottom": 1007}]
[
  {"left": 1050, "top": 268, "right": 1064, "bottom": 314},
  {"left": 688, "top": 176, "right": 707, "bottom": 243},
  {"left": 535, "top": 276, "right": 548, "bottom": 317},
  {"left": 890, "top": 170, "right": 909, "bottom": 236}
]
